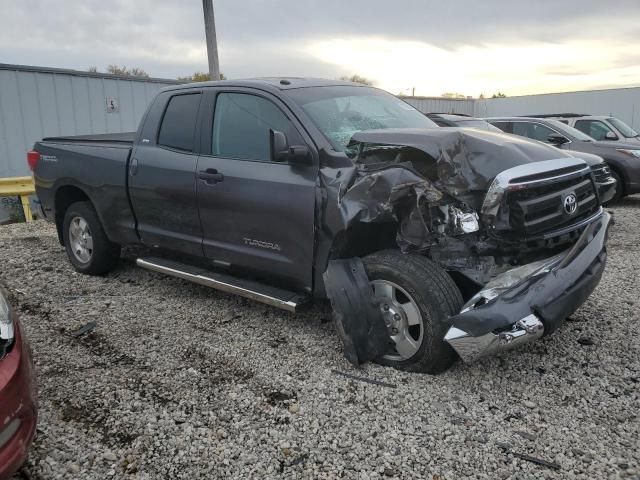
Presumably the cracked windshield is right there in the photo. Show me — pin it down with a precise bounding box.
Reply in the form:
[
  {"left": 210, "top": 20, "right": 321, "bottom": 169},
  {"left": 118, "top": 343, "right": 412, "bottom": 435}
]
[{"left": 288, "top": 86, "right": 436, "bottom": 151}]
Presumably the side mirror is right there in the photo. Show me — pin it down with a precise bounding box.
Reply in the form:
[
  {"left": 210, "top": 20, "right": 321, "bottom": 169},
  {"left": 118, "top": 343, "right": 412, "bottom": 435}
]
[
  {"left": 605, "top": 131, "right": 618, "bottom": 140},
  {"left": 270, "top": 129, "right": 311, "bottom": 165},
  {"left": 270, "top": 130, "right": 289, "bottom": 162},
  {"left": 547, "top": 133, "right": 570, "bottom": 145},
  {"left": 288, "top": 145, "right": 311, "bottom": 165}
]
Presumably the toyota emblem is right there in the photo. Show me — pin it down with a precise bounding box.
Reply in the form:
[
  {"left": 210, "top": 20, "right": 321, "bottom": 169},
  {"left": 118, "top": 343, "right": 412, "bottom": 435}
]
[{"left": 564, "top": 193, "right": 577, "bottom": 214}]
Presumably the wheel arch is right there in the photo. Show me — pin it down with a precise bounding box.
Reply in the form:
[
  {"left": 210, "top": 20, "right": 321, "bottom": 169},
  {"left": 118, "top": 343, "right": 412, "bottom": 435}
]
[
  {"left": 313, "top": 222, "right": 399, "bottom": 298},
  {"left": 53, "top": 185, "right": 92, "bottom": 245},
  {"left": 602, "top": 159, "right": 627, "bottom": 196}
]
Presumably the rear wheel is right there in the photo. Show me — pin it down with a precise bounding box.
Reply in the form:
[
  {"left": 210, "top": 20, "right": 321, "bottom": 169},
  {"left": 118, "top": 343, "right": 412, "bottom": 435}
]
[
  {"left": 63, "top": 201, "right": 120, "bottom": 275},
  {"left": 363, "top": 250, "right": 463, "bottom": 374}
]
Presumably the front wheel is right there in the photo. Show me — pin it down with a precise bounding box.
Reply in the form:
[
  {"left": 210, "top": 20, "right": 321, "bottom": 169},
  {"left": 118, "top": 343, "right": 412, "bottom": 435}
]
[{"left": 363, "top": 250, "right": 463, "bottom": 374}]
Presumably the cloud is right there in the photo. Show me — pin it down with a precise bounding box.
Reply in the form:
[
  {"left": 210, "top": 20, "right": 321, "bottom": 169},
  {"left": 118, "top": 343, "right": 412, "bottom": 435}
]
[
  {"left": 305, "top": 36, "right": 640, "bottom": 96},
  {"left": 0, "top": 0, "right": 639, "bottom": 95}
]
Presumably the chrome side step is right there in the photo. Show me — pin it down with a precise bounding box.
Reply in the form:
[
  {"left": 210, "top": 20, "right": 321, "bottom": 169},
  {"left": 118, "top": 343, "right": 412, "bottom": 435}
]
[{"left": 136, "top": 257, "right": 308, "bottom": 313}]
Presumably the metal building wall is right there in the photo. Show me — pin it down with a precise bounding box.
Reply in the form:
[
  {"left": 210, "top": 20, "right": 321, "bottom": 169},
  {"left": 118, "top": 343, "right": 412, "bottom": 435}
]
[
  {"left": 0, "top": 64, "right": 180, "bottom": 178},
  {"left": 475, "top": 87, "right": 640, "bottom": 131},
  {"left": 400, "top": 96, "right": 475, "bottom": 115}
]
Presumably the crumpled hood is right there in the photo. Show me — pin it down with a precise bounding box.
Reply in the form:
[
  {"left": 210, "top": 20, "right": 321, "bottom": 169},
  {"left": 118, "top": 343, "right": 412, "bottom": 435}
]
[{"left": 350, "top": 127, "right": 582, "bottom": 195}]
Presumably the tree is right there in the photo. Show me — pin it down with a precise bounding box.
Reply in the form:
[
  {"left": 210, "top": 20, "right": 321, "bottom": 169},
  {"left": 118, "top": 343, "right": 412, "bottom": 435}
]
[
  {"left": 87, "top": 66, "right": 98, "bottom": 73},
  {"left": 491, "top": 92, "right": 507, "bottom": 98},
  {"left": 339, "top": 74, "right": 374, "bottom": 86},
  {"left": 106, "top": 65, "right": 150, "bottom": 78},
  {"left": 177, "top": 71, "right": 226, "bottom": 82}
]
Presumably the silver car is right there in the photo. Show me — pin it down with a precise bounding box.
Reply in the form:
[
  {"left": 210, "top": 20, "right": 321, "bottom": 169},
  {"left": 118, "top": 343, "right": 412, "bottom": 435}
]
[{"left": 531, "top": 114, "right": 640, "bottom": 145}]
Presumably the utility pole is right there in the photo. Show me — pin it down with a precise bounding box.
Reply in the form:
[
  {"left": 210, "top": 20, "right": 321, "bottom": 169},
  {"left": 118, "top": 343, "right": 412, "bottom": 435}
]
[{"left": 202, "top": 0, "right": 221, "bottom": 80}]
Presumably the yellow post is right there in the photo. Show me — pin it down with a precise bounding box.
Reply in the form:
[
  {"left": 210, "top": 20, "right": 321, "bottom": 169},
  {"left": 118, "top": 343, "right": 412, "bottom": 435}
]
[
  {"left": 19, "top": 194, "right": 33, "bottom": 222},
  {"left": 0, "top": 176, "right": 36, "bottom": 222}
]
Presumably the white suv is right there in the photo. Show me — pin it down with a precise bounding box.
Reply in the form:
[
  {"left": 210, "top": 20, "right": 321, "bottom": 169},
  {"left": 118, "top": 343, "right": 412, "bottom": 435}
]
[{"left": 534, "top": 114, "right": 640, "bottom": 145}]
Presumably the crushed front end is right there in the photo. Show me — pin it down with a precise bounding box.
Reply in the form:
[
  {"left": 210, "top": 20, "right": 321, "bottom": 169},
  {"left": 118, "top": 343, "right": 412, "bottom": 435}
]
[
  {"left": 443, "top": 157, "right": 610, "bottom": 362},
  {"left": 323, "top": 129, "right": 611, "bottom": 364}
]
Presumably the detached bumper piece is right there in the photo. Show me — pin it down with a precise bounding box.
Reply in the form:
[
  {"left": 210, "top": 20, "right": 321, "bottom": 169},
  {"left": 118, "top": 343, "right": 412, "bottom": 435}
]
[
  {"left": 445, "top": 210, "right": 611, "bottom": 363},
  {"left": 445, "top": 314, "right": 544, "bottom": 363}
]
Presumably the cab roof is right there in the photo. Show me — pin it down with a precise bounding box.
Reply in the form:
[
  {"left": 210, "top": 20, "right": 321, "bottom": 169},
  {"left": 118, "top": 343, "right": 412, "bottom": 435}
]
[{"left": 164, "top": 77, "right": 369, "bottom": 92}]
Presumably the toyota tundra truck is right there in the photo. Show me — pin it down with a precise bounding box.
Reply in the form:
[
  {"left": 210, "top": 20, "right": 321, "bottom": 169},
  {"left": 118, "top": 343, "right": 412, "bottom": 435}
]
[{"left": 29, "top": 79, "right": 611, "bottom": 373}]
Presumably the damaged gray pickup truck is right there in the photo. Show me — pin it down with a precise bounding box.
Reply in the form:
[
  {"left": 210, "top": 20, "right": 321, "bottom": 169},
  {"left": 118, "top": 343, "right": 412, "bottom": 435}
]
[{"left": 31, "top": 79, "right": 611, "bottom": 373}]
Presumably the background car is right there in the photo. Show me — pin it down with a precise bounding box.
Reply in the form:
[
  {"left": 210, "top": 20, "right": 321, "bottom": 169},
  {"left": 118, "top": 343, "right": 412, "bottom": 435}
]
[
  {"left": 486, "top": 116, "right": 640, "bottom": 201},
  {"left": 526, "top": 114, "right": 640, "bottom": 145},
  {"left": 0, "top": 288, "right": 37, "bottom": 480},
  {"left": 426, "top": 113, "right": 503, "bottom": 132}
]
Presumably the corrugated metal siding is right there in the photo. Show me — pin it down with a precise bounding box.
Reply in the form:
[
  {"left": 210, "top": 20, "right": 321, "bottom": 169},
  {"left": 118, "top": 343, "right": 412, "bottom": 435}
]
[
  {"left": 400, "top": 96, "right": 475, "bottom": 115},
  {"left": 476, "top": 87, "right": 640, "bottom": 132},
  {"left": 0, "top": 65, "right": 178, "bottom": 177}
]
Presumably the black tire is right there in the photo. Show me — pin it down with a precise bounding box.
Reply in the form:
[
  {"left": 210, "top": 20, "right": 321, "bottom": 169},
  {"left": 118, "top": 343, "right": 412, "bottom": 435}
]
[
  {"left": 63, "top": 201, "right": 120, "bottom": 275},
  {"left": 608, "top": 169, "right": 624, "bottom": 203},
  {"left": 363, "top": 250, "right": 463, "bottom": 374}
]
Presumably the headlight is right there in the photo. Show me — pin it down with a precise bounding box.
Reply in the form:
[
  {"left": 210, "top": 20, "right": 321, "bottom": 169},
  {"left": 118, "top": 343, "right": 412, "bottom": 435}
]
[
  {"left": 447, "top": 205, "right": 480, "bottom": 234},
  {"left": 616, "top": 149, "right": 640, "bottom": 158},
  {"left": 0, "top": 289, "right": 15, "bottom": 357}
]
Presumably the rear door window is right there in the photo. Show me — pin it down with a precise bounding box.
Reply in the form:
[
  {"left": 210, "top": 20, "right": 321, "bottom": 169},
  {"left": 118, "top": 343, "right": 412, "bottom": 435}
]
[
  {"left": 157, "top": 93, "right": 202, "bottom": 152},
  {"left": 512, "top": 122, "right": 556, "bottom": 142},
  {"left": 491, "top": 121, "right": 512, "bottom": 133}
]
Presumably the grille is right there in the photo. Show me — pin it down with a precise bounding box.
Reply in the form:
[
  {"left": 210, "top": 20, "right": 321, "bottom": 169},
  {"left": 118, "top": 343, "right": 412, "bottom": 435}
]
[
  {"left": 590, "top": 164, "right": 613, "bottom": 183},
  {"left": 507, "top": 171, "right": 599, "bottom": 236}
]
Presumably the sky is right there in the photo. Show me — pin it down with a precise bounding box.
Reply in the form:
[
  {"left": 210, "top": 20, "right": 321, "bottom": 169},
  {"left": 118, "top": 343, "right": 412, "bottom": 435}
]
[{"left": 1, "top": 0, "right": 639, "bottom": 97}]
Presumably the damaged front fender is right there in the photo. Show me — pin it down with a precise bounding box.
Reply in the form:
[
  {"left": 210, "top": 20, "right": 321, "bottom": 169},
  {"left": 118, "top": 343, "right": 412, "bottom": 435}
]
[{"left": 323, "top": 258, "right": 389, "bottom": 366}]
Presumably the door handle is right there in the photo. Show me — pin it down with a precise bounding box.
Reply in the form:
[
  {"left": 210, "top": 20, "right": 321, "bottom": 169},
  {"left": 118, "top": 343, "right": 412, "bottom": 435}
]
[
  {"left": 198, "top": 169, "right": 224, "bottom": 184},
  {"left": 129, "top": 157, "right": 139, "bottom": 176}
]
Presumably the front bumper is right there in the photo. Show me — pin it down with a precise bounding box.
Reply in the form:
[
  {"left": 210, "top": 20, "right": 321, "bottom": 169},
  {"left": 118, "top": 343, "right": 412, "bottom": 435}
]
[
  {"left": 445, "top": 209, "right": 611, "bottom": 363},
  {"left": 0, "top": 320, "right": 37, "bottom": 479},
  {"left": 597, "top": 177, "right": 617, "bottom": 204}
]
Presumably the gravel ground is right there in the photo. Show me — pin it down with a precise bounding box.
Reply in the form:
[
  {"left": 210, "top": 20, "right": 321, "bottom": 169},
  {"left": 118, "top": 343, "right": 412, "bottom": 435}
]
[{"left": 2, "top": 197, "right": 639, "bottom": 480}]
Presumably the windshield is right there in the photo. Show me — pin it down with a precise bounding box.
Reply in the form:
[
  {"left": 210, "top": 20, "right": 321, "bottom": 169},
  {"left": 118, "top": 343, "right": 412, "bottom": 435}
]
[
  {"left": 608, "top": 117, "right": 638, "bottom": 138},
  {"left": 287, "top": 86, "right": 437, "bottom": 151},
  {"left": 456, "top": 119, "right": 502, "bottom": 132},
  {"left": 546, "top": 119, "right": 594, "bottom": 141}
]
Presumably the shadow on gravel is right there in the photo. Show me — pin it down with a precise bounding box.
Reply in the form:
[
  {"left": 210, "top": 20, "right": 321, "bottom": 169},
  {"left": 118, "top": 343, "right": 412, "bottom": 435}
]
[
  {"left": 180, "top": 345, "right": 255, "bottom": 385},
  {"left": 55, "top": 399, "right": 138, "bottom": 447},
  {"left": 612, "top": 195, "right": 640, "bottom": 208}
]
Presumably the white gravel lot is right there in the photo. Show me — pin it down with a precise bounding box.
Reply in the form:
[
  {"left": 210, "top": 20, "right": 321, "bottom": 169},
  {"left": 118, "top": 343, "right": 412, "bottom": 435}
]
[{"left": 2, "top": 197, "right": 639, "bottom": 480}]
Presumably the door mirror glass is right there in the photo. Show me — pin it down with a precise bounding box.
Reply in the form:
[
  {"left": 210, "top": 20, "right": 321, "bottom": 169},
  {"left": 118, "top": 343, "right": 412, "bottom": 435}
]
[
  {"left": 605, "top": 131, "right": 618, "bottom": 140},
  {"left": 547, "top": 133, "right": 569, "bottom": 145}
]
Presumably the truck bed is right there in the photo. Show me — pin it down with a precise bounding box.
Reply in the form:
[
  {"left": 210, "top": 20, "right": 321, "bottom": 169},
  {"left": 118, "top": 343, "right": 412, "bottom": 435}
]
[
  {"left": 41, "top": 132, "right": 135, "bottom": 145},
  {"left": 34, "top": 132, "right": 137, "bottom": 245}
]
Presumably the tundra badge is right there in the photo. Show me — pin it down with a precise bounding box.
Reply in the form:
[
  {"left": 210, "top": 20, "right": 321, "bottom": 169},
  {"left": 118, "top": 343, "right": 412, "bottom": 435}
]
[{"left": 243, "top": 238, "right": 281, "bottom": 251}]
